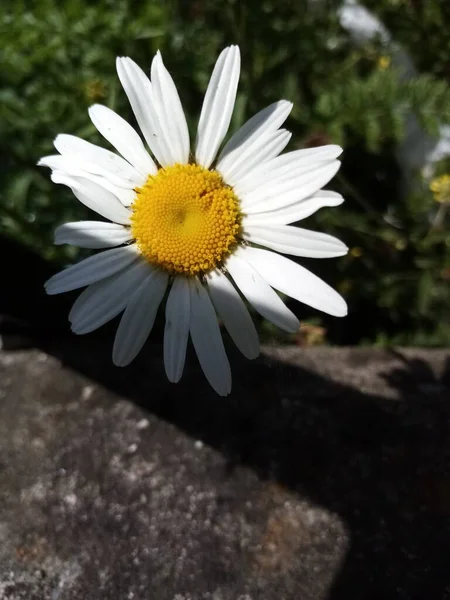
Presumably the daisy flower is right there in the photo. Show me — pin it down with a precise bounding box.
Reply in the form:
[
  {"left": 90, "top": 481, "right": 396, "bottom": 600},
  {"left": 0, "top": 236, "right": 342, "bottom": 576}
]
[{"left": 40, "top": 46, "right": 348, "bottom": 396}]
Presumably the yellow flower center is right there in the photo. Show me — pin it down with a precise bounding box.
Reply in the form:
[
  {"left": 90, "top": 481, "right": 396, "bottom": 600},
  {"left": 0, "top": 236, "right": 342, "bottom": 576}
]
[
  {"left": 131, "top": 163, "right": 242, "bottom": 276},
  {"left": 430, "top": 174, "right": 450, "bottom": 204}
]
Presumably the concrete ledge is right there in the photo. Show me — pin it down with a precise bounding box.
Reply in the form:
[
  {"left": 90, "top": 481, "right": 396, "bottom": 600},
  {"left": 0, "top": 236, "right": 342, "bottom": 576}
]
[{"left": 0, "top": 343, "right": 449, "bottom": 599}]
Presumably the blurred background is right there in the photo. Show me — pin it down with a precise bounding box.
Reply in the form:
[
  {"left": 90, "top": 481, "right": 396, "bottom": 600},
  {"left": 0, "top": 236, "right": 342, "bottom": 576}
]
[{"left": 1, "top": 0, "right": 450, "bottom": 347}]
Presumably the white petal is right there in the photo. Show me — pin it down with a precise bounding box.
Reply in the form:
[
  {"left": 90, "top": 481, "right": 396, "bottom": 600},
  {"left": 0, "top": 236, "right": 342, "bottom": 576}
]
[
  {"left": 244, "top": 191, "right": 344, "bottom": 225},
  {"left": 216, "top": 100, "right": 292, "bottom": 181},
  {"left": 223, "top": 129, "right": 292, "bottom": 187},
  {"left": 189, "top": 277, "right": 231, "bottom": 396},
  {"left": 243, "top": 224, "right": 348, "bottom": 258},
  {"left": 116, "top": 57, "right": 178, "bottom": 167},
  {"left": 150, "top": 51, "right": 190, "bottom": 164},
  {"left": 88, "top": 104, "right": 157, "bottom": 176},
  {"left": 233, "top": 145, "right": 343, "bottom": 197},
  {"left": 241, "top": 161, "right": 340, "bottom": 214},
  {"left": 164, "top": 276, "right": 190, "bottom": 383},
  {"left": 39, "top": 155, "right": 136, "bottom": 206},
  {"left": 207, "top": 270, "right": 259, "bottom": 359},
  {"left": 70, "top": 259, "right": 152, "bottom": 334},
  {"left": 54, "top": 134, "right": 144, "bottom": 187},
  {"left": 45, "top": 244, "right": 140, "bottom": 295},
  {"left": 113, "top": 268, "right": 169, "bottom": 366},
  {"left": 240, "top": 246, "right": 348, "bottom": 317},
  {"left": 68, "top": 259, "right": 149, "bottom": 323},
  {"left": 51, "top": 172, "right": 132, "bottom": 224},
  {"left": 225, "top": 253, "right": 299, "bottom": 333},
  {"left": 54, "top": 221, "right": 132, "bottom": 249},
  {"left": 195, "top": 46, "right": 241, "bottom": 169}
]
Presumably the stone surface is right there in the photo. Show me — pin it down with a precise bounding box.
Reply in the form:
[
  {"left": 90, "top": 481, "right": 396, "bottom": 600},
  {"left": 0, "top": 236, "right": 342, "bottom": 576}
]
[{"left": 0, "top": 339, "right": 449, "bottom": 600}]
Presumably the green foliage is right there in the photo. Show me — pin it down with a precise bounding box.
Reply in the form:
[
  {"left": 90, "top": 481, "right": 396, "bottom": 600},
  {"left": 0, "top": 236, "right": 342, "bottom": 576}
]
[
  {"left": 316, "top": 67, "right": 450, "bottom": 150},
  {"left": 1, "top": 0, "right": 450, "bottom": 345}
]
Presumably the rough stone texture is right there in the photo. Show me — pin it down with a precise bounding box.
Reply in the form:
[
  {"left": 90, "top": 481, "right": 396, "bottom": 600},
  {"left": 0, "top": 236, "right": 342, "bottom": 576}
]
[{"left": 0, "top": 337, "right": 449, "bottom": 600}]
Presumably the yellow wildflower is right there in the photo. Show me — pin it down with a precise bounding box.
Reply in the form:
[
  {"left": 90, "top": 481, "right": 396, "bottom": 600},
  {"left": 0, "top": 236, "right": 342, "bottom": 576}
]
[
  {"left": 350, "top": 246, "right": 363, "bottom": 258},
  {"left": 377, "top": 56, "right": 391, "bottom": 70},
  {"left": 430, "top": 174, "right": 450, "bottom": 204}
]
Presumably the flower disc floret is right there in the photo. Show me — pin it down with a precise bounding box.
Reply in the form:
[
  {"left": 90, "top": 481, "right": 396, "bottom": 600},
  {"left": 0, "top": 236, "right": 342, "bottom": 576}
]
[{"left": 131, "top": 164, "right": 242, "bottom": 275}]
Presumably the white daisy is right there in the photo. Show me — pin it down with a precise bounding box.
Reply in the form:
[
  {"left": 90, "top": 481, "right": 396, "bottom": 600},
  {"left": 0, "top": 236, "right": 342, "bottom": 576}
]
[{"left": 40, "top": 46, "right": 348, "bottom": 396}]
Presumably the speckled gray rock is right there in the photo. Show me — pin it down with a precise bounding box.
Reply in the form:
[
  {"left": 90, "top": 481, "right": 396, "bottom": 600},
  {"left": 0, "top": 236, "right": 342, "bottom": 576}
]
[{"left": 0, "top": 340, "right": 449, "bottom": 600}]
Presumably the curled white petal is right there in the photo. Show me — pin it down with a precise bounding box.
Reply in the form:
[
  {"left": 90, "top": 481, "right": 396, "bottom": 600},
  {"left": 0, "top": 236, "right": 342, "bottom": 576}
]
[
  {"left": 39, "top": 155, "right": 136, "bottom": 206},
  {"left": 54, "top": 134, "right": 144, "bottom": 187},
  {"left": 50, "top": 172, "right": 132, "bottom": 224}
]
